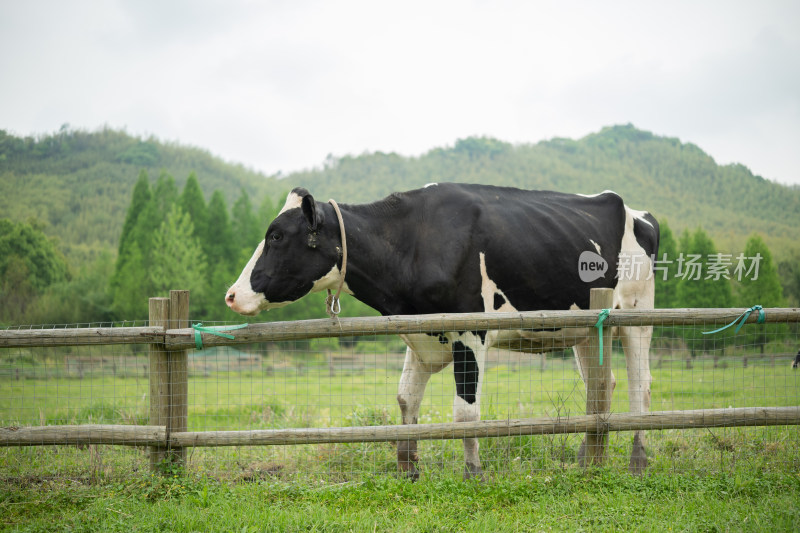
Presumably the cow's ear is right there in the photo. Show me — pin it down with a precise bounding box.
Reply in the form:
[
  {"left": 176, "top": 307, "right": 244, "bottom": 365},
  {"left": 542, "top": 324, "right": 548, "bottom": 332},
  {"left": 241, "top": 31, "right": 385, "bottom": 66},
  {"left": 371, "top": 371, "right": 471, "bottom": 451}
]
[{"left": 301, "top": 192, "right": 324, "bottom": 230}]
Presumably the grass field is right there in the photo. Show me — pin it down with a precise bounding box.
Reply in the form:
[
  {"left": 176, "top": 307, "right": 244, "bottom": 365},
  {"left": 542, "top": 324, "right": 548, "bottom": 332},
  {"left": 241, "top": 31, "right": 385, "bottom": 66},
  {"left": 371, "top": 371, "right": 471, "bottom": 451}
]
[
  {"left": 2, "top": 341, "right": 800, "bottom": 531},
  {"left": 2, "top": 467, "right": 800, "bottom": 532}
]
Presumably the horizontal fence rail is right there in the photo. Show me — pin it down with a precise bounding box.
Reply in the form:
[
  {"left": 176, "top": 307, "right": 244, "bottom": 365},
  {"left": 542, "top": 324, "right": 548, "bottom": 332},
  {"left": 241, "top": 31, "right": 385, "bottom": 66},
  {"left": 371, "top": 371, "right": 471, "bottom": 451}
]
[
  {"left": 3, "top": 407, "right": 799, "bottom": 447},
  {"left": 3, "top": 294, "right": 799, "bottom": 478},
  {"left": 0, "top": 326, "right": 164, "bottom": 348},
  {"left": 2, "top": 308, "right": 799, "bottom": 349},
  {"left": 0, "top": 425, "right": 167, "bottom": 446}
]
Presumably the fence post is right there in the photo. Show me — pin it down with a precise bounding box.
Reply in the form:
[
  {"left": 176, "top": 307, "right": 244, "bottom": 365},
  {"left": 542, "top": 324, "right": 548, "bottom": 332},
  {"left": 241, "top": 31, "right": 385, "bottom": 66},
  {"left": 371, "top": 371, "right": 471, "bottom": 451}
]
[
  {"left": 148, "top": 297, "right": 170, "bottom": 471},
  {"left": 584, "top": 287, "right": 614, "bottom": 466},
  {"left": 168, "top": 290, "right": 190, "bottom": 467},
  {"left": 148, "top": 291, "right": 190, "bottom": 473}
]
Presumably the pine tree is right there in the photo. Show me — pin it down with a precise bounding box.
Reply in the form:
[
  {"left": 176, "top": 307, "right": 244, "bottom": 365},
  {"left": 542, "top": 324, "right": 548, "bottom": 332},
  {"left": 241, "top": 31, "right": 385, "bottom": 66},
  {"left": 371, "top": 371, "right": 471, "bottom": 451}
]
[
  {"left": 180, "top": 173, "right": 208, "bottom": 245},
  {"left": 110, "top": 172, "right": 151, "bottom": 315},
  {"left": 150, "top": 205, "right": 207, "bottom": 301},
  {"left": 677, "top": 228, "right": 732, "bottom": 309},
  {"left": 139, "top": 172, "right": 178, "bottom": 243},
  {"left": 111, "top": 172, "right": 178, "bottom": 318},
  {"left": 736, "top": 234, "right": 786, "bottom": 352},
  {"left": 778, "top": 253, "right": 800, "bottom": 307},
  {"left": 654, "top": 220, "right": 678, "bottom": 308},
  {"left": 676, "top": 227, "right": 732, "bottom": 355},
  {"left": 205, "top": 191, "right": 237, "bottom": 268},
  {"left": 117, "top": 171, "right": 151, "bottom": 259},
  {"left": 231, "top": 189, "right": 262, "bottom": 255},
  {"left": 736, "top": 235, "right": 785, "bottom": 307},
  {"left": 203, "top": 191, "right": 238, "bottom": 320},
  {"left": 653, "top": 220, "right": 679, "bottom": 340},
  {"left": 678, "top": 230, "right": 691, "bottom": 261},
  {"left": 111, "top": 241, "right": 149, "bottom": 319}
]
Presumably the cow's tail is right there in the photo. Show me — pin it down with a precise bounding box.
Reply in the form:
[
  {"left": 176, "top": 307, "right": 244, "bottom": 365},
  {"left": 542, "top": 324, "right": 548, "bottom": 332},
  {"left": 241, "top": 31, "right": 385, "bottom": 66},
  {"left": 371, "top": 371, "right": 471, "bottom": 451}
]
[{"left": 638, "top": 213, "right": 660, "bottom": 260}]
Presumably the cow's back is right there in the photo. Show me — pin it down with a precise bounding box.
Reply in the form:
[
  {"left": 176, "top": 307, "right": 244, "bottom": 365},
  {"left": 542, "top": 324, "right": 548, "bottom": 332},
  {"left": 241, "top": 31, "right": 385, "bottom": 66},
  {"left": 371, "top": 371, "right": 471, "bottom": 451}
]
[{"left": 390, "top": 183, "right": 648, "bottom": 313}]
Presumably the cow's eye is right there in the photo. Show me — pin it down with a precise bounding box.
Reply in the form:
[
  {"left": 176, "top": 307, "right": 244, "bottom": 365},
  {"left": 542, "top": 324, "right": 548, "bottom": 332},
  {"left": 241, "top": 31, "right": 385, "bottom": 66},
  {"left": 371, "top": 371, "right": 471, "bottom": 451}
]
[{"left": 270, "top": 233, "right": 283, "bottom": 243}]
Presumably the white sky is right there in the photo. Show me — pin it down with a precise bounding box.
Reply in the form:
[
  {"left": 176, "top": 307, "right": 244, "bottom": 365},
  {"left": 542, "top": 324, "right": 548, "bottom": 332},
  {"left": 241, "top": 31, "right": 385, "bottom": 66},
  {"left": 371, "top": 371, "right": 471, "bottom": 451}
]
[{"left": 2, "top": 0, "right": 799, "bottom": 185}]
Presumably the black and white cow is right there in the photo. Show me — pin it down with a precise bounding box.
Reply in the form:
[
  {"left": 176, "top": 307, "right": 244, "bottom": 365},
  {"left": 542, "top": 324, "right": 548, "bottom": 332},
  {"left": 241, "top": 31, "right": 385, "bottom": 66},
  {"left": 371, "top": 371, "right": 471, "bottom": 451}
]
[{"left": 225, "top": 183, "right": 659, "bottom": 478}]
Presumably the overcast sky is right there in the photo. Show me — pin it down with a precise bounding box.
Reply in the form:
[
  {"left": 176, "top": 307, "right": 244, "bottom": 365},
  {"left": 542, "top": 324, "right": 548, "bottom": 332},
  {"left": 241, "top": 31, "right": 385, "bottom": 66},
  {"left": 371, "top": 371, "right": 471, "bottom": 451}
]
[{"left": 2, "top": 1, "right": 799, "bottom": 185}]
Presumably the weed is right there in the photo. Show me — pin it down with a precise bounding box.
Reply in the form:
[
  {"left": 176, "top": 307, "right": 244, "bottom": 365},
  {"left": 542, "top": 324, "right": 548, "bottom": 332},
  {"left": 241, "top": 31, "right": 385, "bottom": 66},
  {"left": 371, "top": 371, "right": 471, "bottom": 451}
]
[{"left": 345, "top": 405, "right": 394, "bottom": 427}]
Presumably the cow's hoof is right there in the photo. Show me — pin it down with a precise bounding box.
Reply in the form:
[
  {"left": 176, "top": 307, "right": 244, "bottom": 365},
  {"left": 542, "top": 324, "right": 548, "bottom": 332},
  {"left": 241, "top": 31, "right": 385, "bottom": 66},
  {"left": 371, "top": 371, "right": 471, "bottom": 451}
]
[
  {"left": 397, "top": 440, "right": 420, "bottom": 481},
  {"left": 628, "top": 434, "right": 648, "bottom": 475},
  {"left": 398, "top": 459, "right": 420, "bottom": 481},
  {"left": 402, "top": 467, "right": 420, "bottom": 482},
  {"left": 397, "top": 462, "right": 420, "bottom": 481},
  {"left": 464, "top": 463, "right": 484, "bottom": 482}
]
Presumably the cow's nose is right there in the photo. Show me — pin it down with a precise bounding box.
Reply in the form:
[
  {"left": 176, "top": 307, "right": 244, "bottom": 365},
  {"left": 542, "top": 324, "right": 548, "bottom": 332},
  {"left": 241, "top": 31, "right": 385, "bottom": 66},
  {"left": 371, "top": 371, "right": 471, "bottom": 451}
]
[{"left": 225, "top": 291, "right": 236, "bottom": 308}]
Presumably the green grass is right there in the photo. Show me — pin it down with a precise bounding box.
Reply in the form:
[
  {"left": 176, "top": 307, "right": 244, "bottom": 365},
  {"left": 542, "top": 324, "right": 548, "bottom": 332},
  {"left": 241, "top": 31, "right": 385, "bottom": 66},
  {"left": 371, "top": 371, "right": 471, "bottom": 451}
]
[
  {"left": 1, "top": 348, "right": 799, "bottom": 530},
  {"left": 4, "top": 352, "right": 798, "bottom": 428},
  {"left": 2, "top": 468, "right": 799, "bottom": 532},
  {"left": 2, "top": 352, "right": 799, "bottom": 478}
]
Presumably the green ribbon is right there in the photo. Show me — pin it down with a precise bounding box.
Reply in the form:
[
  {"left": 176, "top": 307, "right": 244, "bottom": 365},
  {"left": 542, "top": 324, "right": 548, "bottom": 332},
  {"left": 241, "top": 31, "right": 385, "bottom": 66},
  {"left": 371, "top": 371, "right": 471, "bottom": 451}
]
[
  {"left": 702, "top": 305, "right": 765, "bottom": 335},
  {"left": 191, "top": 323, "right": 248, "bottom": 350},
  {"left": 594, "top": 308, "right": 611, "bottom": 366}
]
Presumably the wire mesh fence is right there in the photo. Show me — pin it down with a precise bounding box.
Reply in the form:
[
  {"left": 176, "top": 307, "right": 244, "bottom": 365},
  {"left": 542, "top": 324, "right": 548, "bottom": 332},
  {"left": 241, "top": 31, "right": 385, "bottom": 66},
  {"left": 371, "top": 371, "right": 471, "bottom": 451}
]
[{"left": 2, "top": 306, "right": 799, "bottom": 483}]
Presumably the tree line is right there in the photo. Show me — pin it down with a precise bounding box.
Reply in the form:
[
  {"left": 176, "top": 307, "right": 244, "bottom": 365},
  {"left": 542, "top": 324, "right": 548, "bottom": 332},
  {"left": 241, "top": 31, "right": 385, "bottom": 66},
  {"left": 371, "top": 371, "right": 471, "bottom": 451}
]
[
  {"left": 0, "top": 127, "right": 279, "bottom": 268},
  {"left": 294, "top": 126, "right": 800, "bottom": 265},
  {"left": 0, "top": 171, "right": 379, "bottom": 326},
  {"left": 653, "top": 220, "right": 787, "bottom": 353},
  {"left": 0, "top": 171, "right": 788, "bottom": 339},
  {"left": 3, "top": 124, "right": 799, "bottom": 307},
  {"left": 2, "top": 124, "right": 798, "bottom": 351}
]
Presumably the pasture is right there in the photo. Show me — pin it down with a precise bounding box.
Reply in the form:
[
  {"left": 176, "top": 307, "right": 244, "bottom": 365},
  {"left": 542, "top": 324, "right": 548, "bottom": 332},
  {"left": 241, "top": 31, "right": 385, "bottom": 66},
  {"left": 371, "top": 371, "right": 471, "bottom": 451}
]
[
  {"left": 2, "top": 331, "right": 800, "bottom": 531},
  {"left": 3, "top": 464, "right": 799, "bottom": 531},
  {"left": 2, "top": 343, "right": 799, "bottom": 479}
]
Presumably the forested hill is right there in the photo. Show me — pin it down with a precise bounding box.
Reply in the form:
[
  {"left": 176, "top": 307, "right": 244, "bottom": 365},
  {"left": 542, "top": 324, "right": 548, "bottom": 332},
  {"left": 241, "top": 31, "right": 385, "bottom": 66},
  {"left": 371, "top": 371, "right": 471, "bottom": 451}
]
[
  {"left": 287, "top": 125, "right": 800, "bottom": 258},
  {"left": 0, "top": 127, "right": 280, "bottom": 262},
  {"left": 1, "top": 124, "right": 798, "bottom": 264},
  {"left": 2, "top": 123, "right": 799, "bottom": 324}
]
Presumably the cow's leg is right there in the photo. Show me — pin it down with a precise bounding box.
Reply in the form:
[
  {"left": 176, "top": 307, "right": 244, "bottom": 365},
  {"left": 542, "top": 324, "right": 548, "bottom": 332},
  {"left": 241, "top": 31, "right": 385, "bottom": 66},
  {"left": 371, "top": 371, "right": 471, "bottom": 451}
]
[
  {"left": 397, "top": 345, "right": 449, "bottom": 480},
  {"left": 620, "top": 324, "right": 653, "bottom": 474},
  {"left": 614, "top": 217, "right": 656, "bottom": 473},
  {"left": 452, "top": 334, "right": 487, "bottom": 480},
  {"left": 615, "top": 258, "right": 655, "bottom": 474},
  {"left": 573, "top": 340, "right": 617, "bottom": 466}
]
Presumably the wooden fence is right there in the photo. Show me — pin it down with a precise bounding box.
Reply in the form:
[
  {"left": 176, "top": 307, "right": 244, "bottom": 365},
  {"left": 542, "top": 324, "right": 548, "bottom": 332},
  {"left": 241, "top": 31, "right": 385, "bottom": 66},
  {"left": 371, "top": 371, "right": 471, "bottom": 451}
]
[{"left": 2, "top": 289, "right": 800, "bottom": 473}]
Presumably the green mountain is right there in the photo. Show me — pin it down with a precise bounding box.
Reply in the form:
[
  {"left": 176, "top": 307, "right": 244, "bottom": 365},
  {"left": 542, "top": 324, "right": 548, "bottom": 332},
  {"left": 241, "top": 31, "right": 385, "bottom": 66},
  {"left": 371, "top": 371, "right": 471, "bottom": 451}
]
[
  {"left": 2, "top": 124, "right": 798, "bottom": 267},
  {"left": 285, "top": 125, "right": 800, "bottom": 260},
  {"left": 0, "top": 127, "right": 281, "bottom": 264}
]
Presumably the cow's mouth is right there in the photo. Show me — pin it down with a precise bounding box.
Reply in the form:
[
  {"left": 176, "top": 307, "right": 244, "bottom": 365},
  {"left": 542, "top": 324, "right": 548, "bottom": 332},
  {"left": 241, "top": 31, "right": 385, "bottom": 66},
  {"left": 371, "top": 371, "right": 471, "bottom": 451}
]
[{"left": 225, "top": 290, "right": 265, "bottom": 316}]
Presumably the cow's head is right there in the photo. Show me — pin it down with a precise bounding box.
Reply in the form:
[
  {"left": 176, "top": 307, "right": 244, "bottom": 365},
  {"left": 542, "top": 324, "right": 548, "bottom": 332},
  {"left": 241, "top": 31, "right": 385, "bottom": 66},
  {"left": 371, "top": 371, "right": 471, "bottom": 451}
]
[{"left": 225, "top": 188, "right": 343, "bottom": 316}]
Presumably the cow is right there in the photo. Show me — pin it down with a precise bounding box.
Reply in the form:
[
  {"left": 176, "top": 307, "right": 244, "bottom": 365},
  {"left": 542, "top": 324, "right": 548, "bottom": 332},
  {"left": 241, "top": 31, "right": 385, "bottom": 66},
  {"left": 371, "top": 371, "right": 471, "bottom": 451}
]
[
  {"left": 792, "top": 350, "right": 800, "bottom": 369},
  {"left": 225, "top": 183, "right": 659, "bottom": 478}
]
